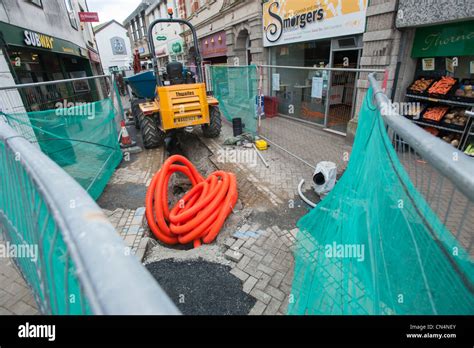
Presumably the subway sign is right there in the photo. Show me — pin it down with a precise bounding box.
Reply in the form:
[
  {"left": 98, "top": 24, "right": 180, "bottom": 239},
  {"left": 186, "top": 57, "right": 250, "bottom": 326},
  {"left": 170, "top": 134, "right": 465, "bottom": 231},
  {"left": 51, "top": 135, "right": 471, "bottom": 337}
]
[{"left": 24, "top": 30, "right": 54, "bottom": 50}]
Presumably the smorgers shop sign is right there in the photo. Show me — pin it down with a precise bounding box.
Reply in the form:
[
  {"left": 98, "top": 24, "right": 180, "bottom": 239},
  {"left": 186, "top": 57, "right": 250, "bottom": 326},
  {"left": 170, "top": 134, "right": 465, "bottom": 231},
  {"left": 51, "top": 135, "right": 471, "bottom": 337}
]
[{"left": 263, "top": 0, "right": 368, "bottom": 47}]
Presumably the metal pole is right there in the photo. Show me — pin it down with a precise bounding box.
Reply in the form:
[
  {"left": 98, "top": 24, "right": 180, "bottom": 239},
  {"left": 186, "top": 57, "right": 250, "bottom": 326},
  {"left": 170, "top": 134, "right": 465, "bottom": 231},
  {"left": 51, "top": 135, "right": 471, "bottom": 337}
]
[
  {"left": 0, "top": 75, "right": 110, "bottom": 91},
  {"left": 259, "top": 64, "right": 386, "bottom": 73}
]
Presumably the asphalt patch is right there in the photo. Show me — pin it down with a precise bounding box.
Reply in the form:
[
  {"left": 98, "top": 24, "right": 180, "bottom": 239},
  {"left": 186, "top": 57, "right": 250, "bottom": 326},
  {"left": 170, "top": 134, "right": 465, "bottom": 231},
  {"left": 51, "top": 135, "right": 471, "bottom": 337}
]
[
  {"left": 146, "top": 259, "right": 256, "bottom": 315},
  {"left": 97, "top": 183, "right": 147, "bottom": 210}
]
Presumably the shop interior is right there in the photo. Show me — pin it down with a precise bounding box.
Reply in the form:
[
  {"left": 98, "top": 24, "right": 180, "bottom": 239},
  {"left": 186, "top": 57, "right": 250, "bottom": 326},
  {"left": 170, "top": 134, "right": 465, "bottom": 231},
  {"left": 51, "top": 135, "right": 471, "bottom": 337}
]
[
  {"left": 268, "top": 37, "right": 361, "bottom": 134},
  {"left": 7, "top": 47, "right": 95, "bottom": 111}
]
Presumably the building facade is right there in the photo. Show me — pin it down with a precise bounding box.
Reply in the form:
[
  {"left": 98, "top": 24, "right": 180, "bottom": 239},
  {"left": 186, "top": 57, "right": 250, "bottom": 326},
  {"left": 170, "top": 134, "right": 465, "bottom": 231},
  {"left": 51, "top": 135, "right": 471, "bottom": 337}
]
[
  {"left": 180, "top": 0, "right": 265, "bottom": 66},
  {"left": 123, "top": 0, "right": 152, "bottom": 69},
  {"left": 349, "top": 0, "right": 474, "bottom": 146},
  {"left": 146, "top": 0, "right": 185, "bottom": 67},
  {"left": 94, "top": 20, "right": 132, "bottom": 73},
  {"left": 0, "top": 0, "right": 99, "bottom": 87},
  {"left": 260, "top": 0, "right": 369, "bottom": 134}
]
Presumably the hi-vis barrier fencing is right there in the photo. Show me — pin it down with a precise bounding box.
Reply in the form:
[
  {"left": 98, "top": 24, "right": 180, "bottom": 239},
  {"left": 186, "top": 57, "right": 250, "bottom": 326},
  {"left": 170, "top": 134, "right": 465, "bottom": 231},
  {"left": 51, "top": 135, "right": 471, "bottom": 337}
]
[
  {"left": 209, "top": 66, "right": 473, "bottom": 315},
  {"left": 0, "top": 75, "right": 179, "bottom": 314}
]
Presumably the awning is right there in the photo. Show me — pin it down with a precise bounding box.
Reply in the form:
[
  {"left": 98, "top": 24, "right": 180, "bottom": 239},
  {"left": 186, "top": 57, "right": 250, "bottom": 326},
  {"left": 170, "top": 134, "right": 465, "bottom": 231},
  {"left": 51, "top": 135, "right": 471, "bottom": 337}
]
[
  {"left": 0, "top": 21, "right": 88, "bottom": 58},
  {"left": 412, "top": 20, "right": 474, "bottom": 58}
]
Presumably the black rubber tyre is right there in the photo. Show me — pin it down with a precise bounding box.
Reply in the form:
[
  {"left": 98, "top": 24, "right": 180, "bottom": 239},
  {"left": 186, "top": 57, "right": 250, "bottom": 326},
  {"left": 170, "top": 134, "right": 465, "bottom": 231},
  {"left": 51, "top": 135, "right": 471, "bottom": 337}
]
[
  {"left": 131, "top": 98, "right": 146, "bottom": 129},
  {"left": 202, "top": 106, "right": 222, "bottom": 138},
  {"left": 141, "top": 114, "right": 165, "bottom": 149}
]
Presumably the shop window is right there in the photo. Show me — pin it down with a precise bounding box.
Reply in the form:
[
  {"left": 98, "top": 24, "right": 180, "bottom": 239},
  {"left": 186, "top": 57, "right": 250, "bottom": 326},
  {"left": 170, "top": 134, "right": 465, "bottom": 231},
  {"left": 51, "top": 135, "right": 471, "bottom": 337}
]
[
  {"left": 29, "top": 0, "right": 43, "bottom": 8},
  {"left": 64, "top": 0, "right": 78, "bottom": 30}
]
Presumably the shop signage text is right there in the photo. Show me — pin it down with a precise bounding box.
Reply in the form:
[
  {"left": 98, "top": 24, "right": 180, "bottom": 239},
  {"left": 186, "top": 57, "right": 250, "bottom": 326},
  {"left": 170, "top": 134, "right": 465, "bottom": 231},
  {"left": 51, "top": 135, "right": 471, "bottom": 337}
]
[
  {"left": 24, "top": 30, "right": 54, "bottom": 50},
  {"left": 263, "top": 0, "right": 368, "bottom": 47},
  {"left": 412, "top": 21, "right": 474, "bottom": 58},
  {"left": 265, "top": 2, "right": 324, "bottom": 44},
  {"left": 79, "top": 12, "right": 100, "bottom": 22}
]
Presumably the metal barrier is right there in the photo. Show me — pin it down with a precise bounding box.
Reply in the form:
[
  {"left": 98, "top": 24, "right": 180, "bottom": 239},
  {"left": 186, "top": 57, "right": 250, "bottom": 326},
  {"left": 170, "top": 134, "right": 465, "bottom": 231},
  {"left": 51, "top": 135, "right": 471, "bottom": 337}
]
[
  {"left": 0, "top": 74, "right": 179, "bottom": 314},
  {"left": 368, "top": 73, "right": 474, "bottom": 255},
  {"left": 0, "top": 75, "right": 125, "bottom": 136}
]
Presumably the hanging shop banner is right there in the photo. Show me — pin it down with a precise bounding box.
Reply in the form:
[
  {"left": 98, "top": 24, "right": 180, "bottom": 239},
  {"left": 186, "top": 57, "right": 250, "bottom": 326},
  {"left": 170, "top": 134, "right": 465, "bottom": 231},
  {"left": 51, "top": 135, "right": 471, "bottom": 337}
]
[
  {"left": 412, "top": 21, "right": 474, "bottom": 58},
  {"left": 263, "top": 0, "right": 368, "bottom": 47},
  {"left": 78, "top": 12, "right": 100, "bottom": 22}
]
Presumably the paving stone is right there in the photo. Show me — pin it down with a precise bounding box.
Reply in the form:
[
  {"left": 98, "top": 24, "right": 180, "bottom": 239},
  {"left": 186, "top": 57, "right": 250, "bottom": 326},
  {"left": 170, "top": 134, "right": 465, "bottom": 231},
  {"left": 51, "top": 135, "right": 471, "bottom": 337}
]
[
  {"left": 230, "top": 268, "right": 249, "bottom": 282},
  {"left": 254, "top": 273, "right": 272, "bottom": 291},
  {"left": 264, "top": 298, "right": 282, "bottom": 315},
  {"left": 10, "top": 300, "right": 37, "bottom": 315},
  {"left": 236, "top": 255, "right": 251, "bottom": 270},
  {"left": 265, "top": 285, "right": 286, "bottom": 302},
  {"left": 257, "top": 263, "right": 276, "bottom": 276},
  {"left": 223, "top": 237, "right": 236, "bottom": 249},
  {"left": 269, "top": 271, "right": 285, "bottom": 288},
  {"left": 261, "top": 253, "right": 274, "bottom": 266},
  {"left": 230, "top": 239, "right": 245, "bottom": 251},
  {"left": 248, "top": 301, "right": 267, "bottom": 316},
  {"left": 242, "top": 276, "right": 258, "bottom": 293},
  {"left": 250, "top": 288, "right": 272, "bottom": 305},
  {"left": 250, "top": 245, "right": 266, "bottom": 256},
  {"left": 224, "top": 249, "right": 243, "bottom": 262}
]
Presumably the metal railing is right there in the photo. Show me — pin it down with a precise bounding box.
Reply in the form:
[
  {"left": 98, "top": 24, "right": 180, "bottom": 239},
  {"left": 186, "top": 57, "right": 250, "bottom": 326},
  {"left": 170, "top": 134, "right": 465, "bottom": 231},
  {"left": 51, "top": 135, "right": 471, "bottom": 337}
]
[
  {"left": 0, "top": 119, "right": 179, "bottom": 315},
  {"left": 369, "top": 73, "right": 474, "bottom": 255}
]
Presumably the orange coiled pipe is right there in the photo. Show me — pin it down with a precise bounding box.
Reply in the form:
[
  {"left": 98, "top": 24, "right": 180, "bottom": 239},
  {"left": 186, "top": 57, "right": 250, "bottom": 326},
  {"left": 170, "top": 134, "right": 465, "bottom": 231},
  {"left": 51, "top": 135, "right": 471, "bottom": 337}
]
[{"left": 145, "top": 155, "right": 238, "bottom": 248}]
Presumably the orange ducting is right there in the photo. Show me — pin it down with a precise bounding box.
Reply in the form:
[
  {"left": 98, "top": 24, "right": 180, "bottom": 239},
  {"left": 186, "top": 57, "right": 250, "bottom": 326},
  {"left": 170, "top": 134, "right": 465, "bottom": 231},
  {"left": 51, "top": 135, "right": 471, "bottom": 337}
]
[{"left": 145, "top": 155, "right": 238, "bottom": 248}]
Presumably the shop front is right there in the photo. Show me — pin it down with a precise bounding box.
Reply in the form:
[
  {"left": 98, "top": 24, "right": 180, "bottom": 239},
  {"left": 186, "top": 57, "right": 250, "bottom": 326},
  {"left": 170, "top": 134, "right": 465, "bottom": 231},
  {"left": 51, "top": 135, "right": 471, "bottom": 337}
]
[
  {"left": 200, "top": 31, "right": 228, "bottom": 65},
  {"left": 0, "top": 22, "right": 95, "bottom": 111},
  {"left": 262, "top": 0, "right": 368, "bottom": 133},
  {"left": 397, "top": 18, "right": 474, "bottom": 157}
]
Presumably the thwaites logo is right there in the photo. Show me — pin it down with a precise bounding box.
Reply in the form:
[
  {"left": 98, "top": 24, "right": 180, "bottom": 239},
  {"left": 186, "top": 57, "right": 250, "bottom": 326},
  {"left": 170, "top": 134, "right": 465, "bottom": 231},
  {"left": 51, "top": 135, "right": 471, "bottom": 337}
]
[
  {"left": 24, "top": 30, "right": 54, "bottom": 49},
  {"left": 175, "top": 91, "right": 195, "bottom": 97},
  {"left": 264, "top": 1, "right": 324, "bottom": 44}
]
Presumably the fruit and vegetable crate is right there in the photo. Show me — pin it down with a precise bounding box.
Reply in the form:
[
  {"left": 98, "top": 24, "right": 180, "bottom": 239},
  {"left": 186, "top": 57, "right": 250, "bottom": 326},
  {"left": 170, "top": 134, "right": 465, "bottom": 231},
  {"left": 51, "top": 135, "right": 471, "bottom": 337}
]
[
  {"left": 451, "top": 78, "right": 474, "bottom": 103},
  {"left": 420, "top": 105, "right": 450, "bottom": 125},
  {"left": 427, "top": 76, "right": 459, "bottom": 99},
  {"left": 407, "top": 76, "right": 435, "bottom": 96}
]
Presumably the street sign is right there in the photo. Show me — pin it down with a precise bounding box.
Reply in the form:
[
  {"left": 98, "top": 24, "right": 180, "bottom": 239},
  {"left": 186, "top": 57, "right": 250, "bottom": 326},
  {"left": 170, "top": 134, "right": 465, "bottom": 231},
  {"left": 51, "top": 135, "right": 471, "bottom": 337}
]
[
  {"left": 156, "top": 36, "right": 167, "bottom": 41},
  {"left": 79, "top": 12, "right": 99, "bottom": 22}
]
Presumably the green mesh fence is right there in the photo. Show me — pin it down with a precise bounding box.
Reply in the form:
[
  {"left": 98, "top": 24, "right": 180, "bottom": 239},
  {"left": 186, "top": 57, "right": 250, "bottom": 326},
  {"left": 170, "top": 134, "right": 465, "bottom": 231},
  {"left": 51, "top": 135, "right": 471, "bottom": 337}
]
[
  {"left": 0, "top": 137, "right": 92, "bottom": 314},
  {"left": 2, "top": 98, "right": 122, "bottom": 200},
  {"left": 289, "top": 87, "right": 474, "bottom": 315},
  {"left": 209, "top": 65, "right": 259, "bottom": 134}
]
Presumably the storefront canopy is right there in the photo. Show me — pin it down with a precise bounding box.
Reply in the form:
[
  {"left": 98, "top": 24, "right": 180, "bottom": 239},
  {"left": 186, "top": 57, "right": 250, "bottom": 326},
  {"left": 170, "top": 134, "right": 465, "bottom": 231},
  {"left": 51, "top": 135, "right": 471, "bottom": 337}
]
[
  {"left": 0, "top": 21, "right": 86, "bottom": 58},
  {"left": 412, "top": 20, "right": 474, "bottom": 58}
]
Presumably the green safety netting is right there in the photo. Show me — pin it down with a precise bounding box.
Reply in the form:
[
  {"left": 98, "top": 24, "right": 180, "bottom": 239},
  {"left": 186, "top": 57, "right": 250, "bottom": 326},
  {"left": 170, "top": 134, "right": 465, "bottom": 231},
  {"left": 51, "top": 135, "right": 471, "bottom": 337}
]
[
  {"left": 289, "top": 87, "right": 474, "bottom": 315},
  {"left": 2, "top": 98, "right": 122, "bottom": 200},
  {"left": 0, "top": 137, "right": 91, "bottom": 314},
  {"left": 209, "top": 65, "right": 259, "bottom": 134}
]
